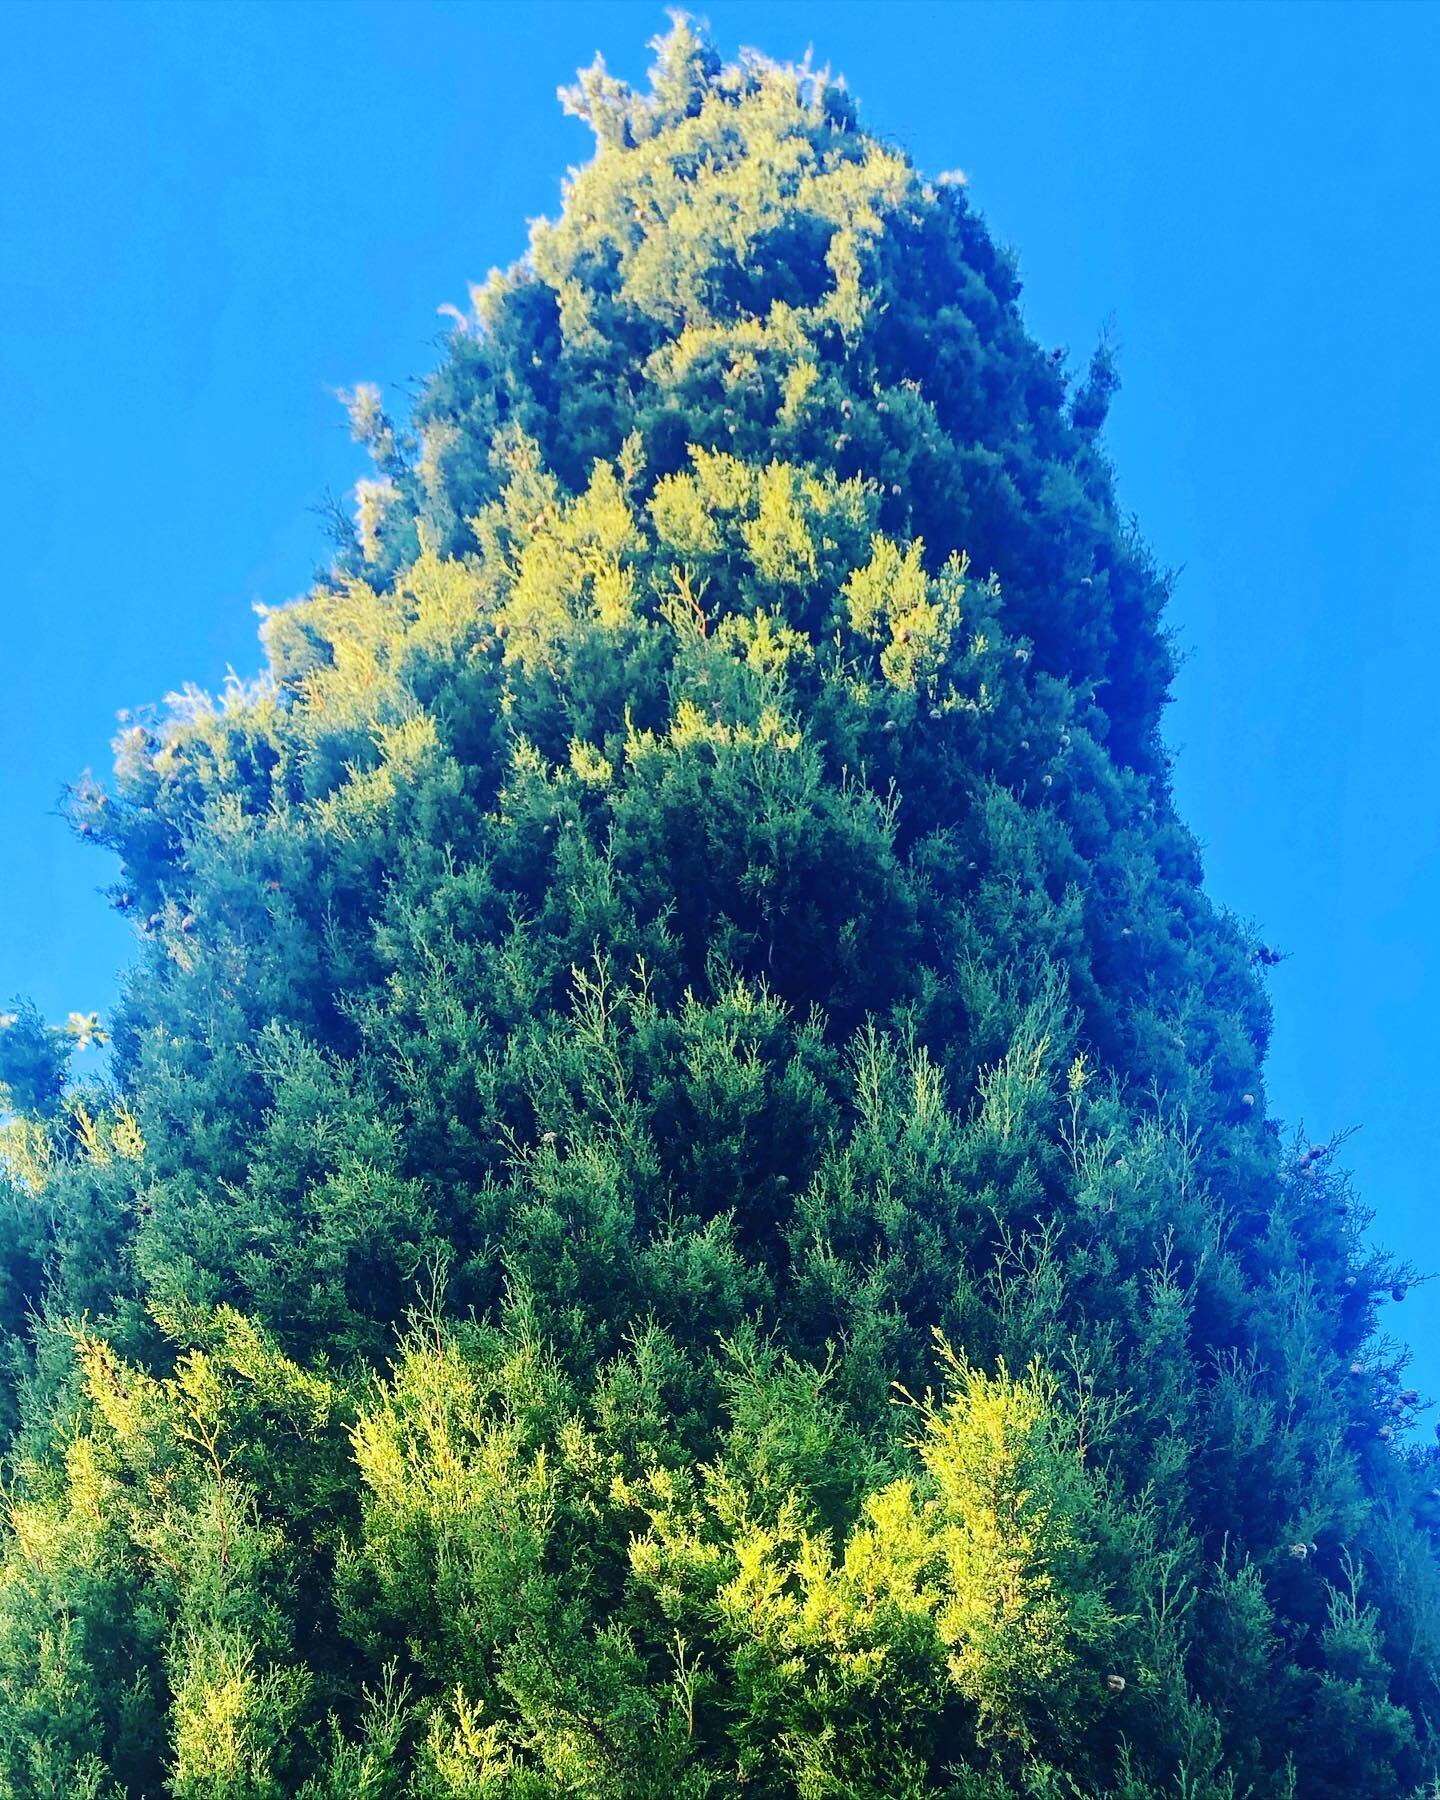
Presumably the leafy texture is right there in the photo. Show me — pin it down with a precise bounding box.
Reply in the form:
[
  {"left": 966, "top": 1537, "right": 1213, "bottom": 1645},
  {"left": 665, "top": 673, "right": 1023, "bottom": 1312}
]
[{"left": 3, "top": 22, "right": 1437, "bottom": 1799}]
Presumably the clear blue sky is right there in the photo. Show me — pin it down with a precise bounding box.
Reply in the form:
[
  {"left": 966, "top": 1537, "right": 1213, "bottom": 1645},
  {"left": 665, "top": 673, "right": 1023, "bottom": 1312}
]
[{"left": 4, "top": 0, "right": 1438, "bottom": 1392}]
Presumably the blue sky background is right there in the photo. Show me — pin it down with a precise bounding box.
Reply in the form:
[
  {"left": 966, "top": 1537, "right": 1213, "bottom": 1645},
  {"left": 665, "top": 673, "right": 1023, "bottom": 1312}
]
[{"left": 4, "top": 0, "right": 1438, "bottom": 1393}]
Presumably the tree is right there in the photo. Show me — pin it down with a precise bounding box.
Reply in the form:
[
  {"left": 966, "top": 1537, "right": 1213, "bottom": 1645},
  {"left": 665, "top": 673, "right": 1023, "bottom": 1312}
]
[{"left": 1, "top": 19, "right": 1435, "bottom": 1799}]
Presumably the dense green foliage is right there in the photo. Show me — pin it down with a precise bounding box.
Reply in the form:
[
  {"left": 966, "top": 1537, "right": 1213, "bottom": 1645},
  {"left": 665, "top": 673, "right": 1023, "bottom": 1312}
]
[{"left": 3, "top": 23, "right": 1438, "bottom": 1798}]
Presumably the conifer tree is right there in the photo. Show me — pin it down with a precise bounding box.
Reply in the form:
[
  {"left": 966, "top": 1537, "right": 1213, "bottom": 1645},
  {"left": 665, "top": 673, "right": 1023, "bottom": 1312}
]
[{"left": 3, "top": 21, "right": 1438, "bottom": 1799}]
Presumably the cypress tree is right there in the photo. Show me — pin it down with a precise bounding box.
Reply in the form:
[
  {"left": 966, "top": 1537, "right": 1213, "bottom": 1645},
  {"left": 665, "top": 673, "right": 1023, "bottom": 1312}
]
[{"left": 2, "top": 22, "right": 1436, "bottom": 1798}]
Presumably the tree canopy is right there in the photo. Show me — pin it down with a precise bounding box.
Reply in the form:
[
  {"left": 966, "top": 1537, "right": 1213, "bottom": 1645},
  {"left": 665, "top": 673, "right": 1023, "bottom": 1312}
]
[{"left": 2, "top": 20, "right": 1436, "bottom": 1800}]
